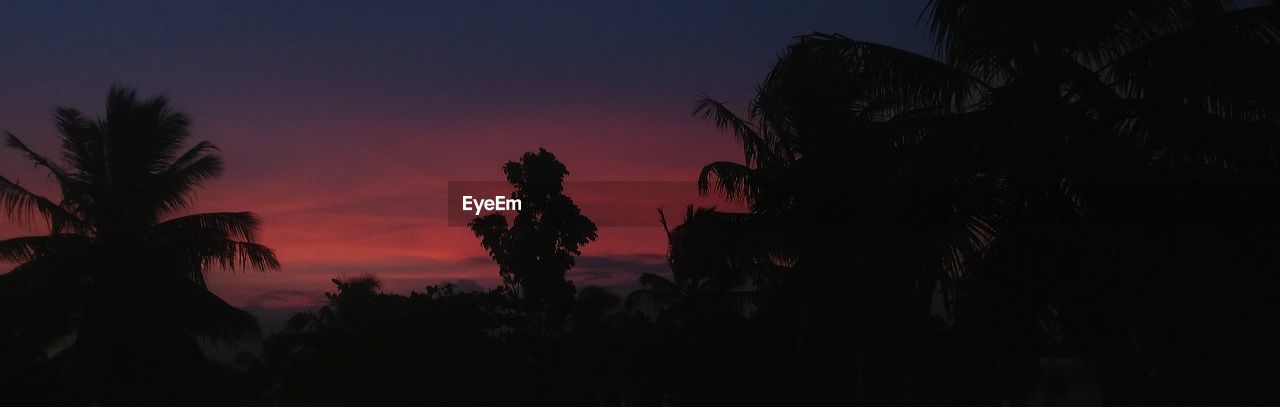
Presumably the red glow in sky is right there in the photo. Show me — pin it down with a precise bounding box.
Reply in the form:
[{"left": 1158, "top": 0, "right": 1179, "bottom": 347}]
[{"left": 0, "top": 1, "right": 929, "bottom": 315}]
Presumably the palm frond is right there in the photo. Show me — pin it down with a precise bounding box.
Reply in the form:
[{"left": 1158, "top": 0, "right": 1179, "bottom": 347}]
[
  {"left": 284, "top": 311, "right": 324, "bottom": 332},
  {"left": 158, "top": 212, "right": 263, "bottom": 243},
  {"left": 0, "top": 256, "right": 83, "bottom": 355},
  {"left": 637, "top": 272, "right": 680, "bottom": 293},
  {"left": 170, "top": 279, "right": 261, "bottom": 344},
  {"left": 1106, "top": 5, "right": 1280, "bottom": 122},
  {"left": 103, "top": 86, "right": 192, "bottom": 173},
  {"left": 1119, "top": 98, "right": 1280, "bottom": 170},
  {"left": 53, "top": 107, "right": 105, "bottom": 185},
  {"left": 667, "top": 207, "right": 793, "bottom": 286},
  {"left": 935, "top": 175, "right": 1015, "bottom": 314},
  {"left": 168, "top": 140, "right": 219, "bottom": 172},
  {"left": 5, "top": 132, "right": 91, "bottom": 228},
  {"left": 201, "top": 240, "right": 280, "bottom": 271},
  {"left": 5, "top": 133, "right": 74, "bottom": 184},
  {"left": 167, "top": 238, "right": 280, "bottom": 272},
  {"left": 154, "top": 153, "right": 224, "bottom": 215},
  {"left": 694, "top": 98, "right": 777, "bottom": 167},
  {"left": 623, "top": 273, "right": 684, "bottom": 316},
  {"left": 0, "top": 234, "right": 90, "bottom": 262},
  {"left": 697, "top": 161, "right": 757, "bottom": 203},
  {"left": 791, "top": 33, "right": 982, "bottom": 110},
  {"left": 0, "top": 175, "right": 83, "bottom": 231}
]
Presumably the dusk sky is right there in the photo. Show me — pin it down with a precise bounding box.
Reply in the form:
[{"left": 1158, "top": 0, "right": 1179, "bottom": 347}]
[{"left": 0, "top": 1, "right": 930, "bottom": 315}]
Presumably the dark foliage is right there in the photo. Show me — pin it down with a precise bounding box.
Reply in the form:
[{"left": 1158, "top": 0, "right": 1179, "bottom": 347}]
[
  {"left": 0, "top": 87, "right": 279, "bottom": 406},
  {"left": 5, "top": 1, "right": 1280, "bottom": 405},
  {"left": 469, "top": 148, "right": 598, "bottom": 327}
]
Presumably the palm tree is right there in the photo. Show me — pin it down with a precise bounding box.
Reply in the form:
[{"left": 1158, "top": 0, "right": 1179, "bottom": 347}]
[
  {"left": 626, "top": 207, "right": 785, "bottom": 320},
  {"left": 687, "top": 0, "right": 1280, "bottom": 404},
  {"left": 688, "top": 31, "right": 1005, "bottom": 404},
  {"left": 0, "top": 87, "right": 279, "bottom": 405},
  {"left": 282, "top": 275, "right": 381, "bottom": 333},
  {"left": 921, "top": 1, "right": 1280, "bottom": 403}
]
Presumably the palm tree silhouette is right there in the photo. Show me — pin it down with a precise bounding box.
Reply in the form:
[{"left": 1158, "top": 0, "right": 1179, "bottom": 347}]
[
  {"left": 626, "top": 207, "right": 782, "bottom": 320},
  {"left": 690, "top": 32, "right": 1005, "bottom": 404},
  {"left": 921, "top": 1, "right": 1280, "bottom": 403},
  {"left": 687, "top": 1, "right": 1280, "bottom": 404},
  {"left": 283, "top": 276, "right": 380, "bottom": 333},
  {"left": 0, "top": 86, "right": 279, "bottom": 405}
]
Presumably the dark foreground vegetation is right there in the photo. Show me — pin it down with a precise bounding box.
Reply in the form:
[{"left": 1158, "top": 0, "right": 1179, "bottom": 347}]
[{"left": 5, "top": 0, "right": 1280, "bottom": 405}]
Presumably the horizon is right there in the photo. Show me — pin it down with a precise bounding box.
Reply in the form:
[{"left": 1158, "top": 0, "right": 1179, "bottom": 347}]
[
  {"left": 7, "top": 1, "right": 1280, "bottom": 405},
  {"left": 1, "top": 1, "right": 930, "bottom": 316}
]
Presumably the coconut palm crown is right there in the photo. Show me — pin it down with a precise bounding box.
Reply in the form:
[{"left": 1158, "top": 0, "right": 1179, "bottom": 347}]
[{"left": 0, "top": 87, "right": 279, "bottom": 366}]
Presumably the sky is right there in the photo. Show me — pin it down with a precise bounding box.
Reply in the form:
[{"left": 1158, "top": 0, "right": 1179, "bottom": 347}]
[{"left": 0, "top": 0, "right": 931, "bottom": 321}]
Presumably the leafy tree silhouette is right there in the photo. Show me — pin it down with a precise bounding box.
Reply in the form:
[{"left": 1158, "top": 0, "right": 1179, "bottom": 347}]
[
  {"left": 0, "top": 86, "right": 279, "bottom": 406},
  {"left": 260, "top": 275, "right": 648, "bottom": 406},
  {"left": 258, "top": 151, "right": 644, "bottom": 406},
  {"left": 469, "top": 148, "right": 598, "bottom": 328},
  {"left": 261, "top": 276, "right": 522, "bottom": 406}
]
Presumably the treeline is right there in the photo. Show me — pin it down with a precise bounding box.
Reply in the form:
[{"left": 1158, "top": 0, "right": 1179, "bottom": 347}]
[
  {"left": 6, "top": 1, "right": 1280, "bottom": 406},
  {"left": 242, "top": 149, "right": 795, "bottom": 406}
]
